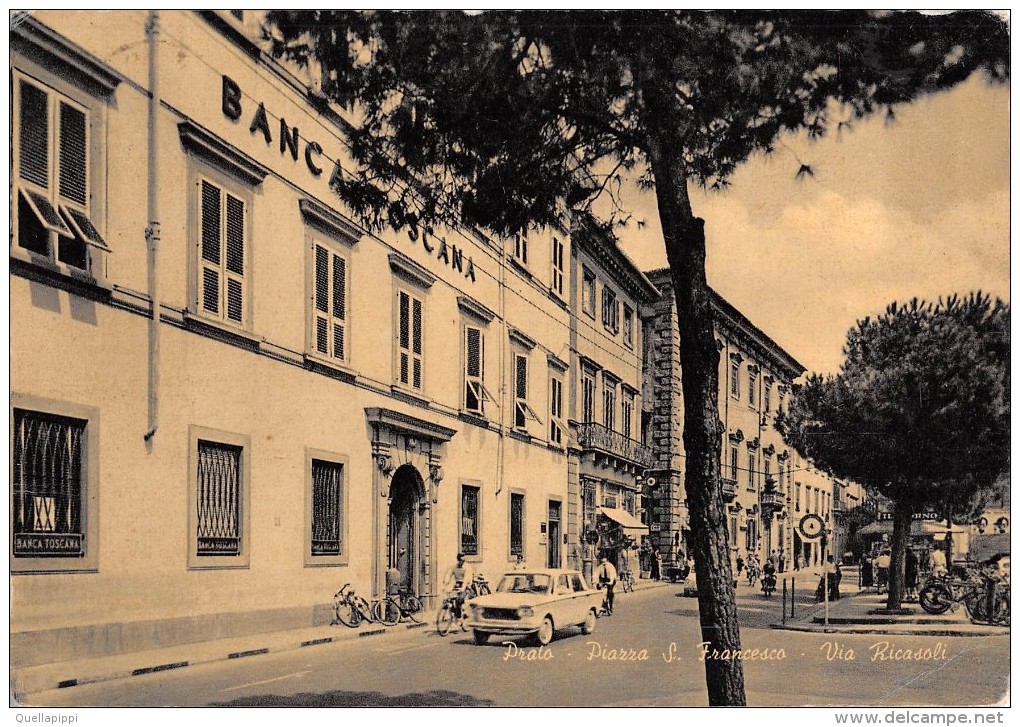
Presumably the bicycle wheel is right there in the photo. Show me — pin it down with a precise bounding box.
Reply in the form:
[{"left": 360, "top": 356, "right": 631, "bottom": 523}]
[
  {"left": 374, "top": 597, "right": 401, "bottom": 626},
  {"left": 918, "top": 584, "right": 953, "bottom": 615},
  {"left": 352, "top": 595, "right": 374, "bottom": 623},
  {"left": 335, "top": 599, "right": 361, "bottom": 628},
  {"left": 436, "top": 603, "right": 455, "bottom": 635},
  {"left": 404, "top": 595, "right": 424, "bottom": 614}
]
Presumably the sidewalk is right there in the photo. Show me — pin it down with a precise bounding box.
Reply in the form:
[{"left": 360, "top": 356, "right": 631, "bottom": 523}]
[
  {"left": 13, "top": 577, "right": 671, "bottom": 700},
  {"left": 771, "top": 580, "right": 1011, "bottom": 637}
]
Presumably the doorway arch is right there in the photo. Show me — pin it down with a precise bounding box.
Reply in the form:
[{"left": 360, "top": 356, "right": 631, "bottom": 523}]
[{"left": 387, "top": 464, "right": 426, "bottom": 596}]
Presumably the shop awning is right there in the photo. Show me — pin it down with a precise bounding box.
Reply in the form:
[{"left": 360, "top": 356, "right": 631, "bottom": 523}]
[
  {"left": 858, "top": 519, "right": 963, "bottom": 538},
  {"left": 597, "top": 507, "right": 649, "bottom": 535}
]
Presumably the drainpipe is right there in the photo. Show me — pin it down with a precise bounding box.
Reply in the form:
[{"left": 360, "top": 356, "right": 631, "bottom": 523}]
[{"left": 144, "top": 11, "right": 161, "bottom": 444}]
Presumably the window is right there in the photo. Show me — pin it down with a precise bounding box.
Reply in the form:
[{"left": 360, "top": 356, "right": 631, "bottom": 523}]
[
  {"left": 730, "top": 446, "right": 739, "bottom": 481},
  {"left": 513, "top": 233, "right": 528, "bottom": 266},
  {"left": 764, "top": 382, "right": 772, "bottom": 413},
  {"left": 748, "top": 369, "right": 758, "bottom": 407},
  {"left": 461, "top": 484, "right": 480, "bottom": 556},
  {"left": 13, "top": 72, "right": 108, "bottom": 275},
  {"left": 513, "top": 354, "right": 540, "bottom": 430},
  {"left": 730, "top": 360, "right": 741, "bottom": 398},
  {"left": 510, "top": 492, "right": 525, "bottom": 559},
  {"left": 309, "top": 457, "right": 344, "bottom": 559},
  {"left": 549, "top": 375, "right": 564, "bottom": 445},
  {"left": 602, "top": 381, "right": 616, "bottom": 431},
  {"left": 602, "top": 492, "right": 618, "bottom": 510},
  {"left": 582, "top": 267, "right": 596, "bottom": 317},
  {"left": 582, "top": 371, "right": 596, "bottom": 423},
  {"left": 747, "top": 452, "right": 756, "bottom": 491},
  {"left": 197, "top": 177, "right": 248, "bottom": 325},
  {"left": 12, "top": 405, "right": 99, "bottom": 570},
  {"left": 623, "top": 305, "right": 634, "bottom": 348},
  {"left": 464, "top": 325, "right": 493, "bottom": 415},
  {"left": 746, "top": 518, "right": 757, "bottom": 553},
  {"left": 621, "top": 391, "right": 635, "bottom": 439},
  {"left": 396, "top": 289, "right": 424, "bottom": 390},
  {"left": 729, "top": 516, "right": 738, "bottom": 547},
  {"left": 602, "top": 286, "right": 619, "bottom": 334},
  {"left": 189, "top": 427, "right": 250, "bottom": 568},
  {"left": 623, "top": 490, "right": 636, "bottom": 516},
  {"left": 309, "top": 240, "right": 348, "bottom": 362},
  {"left": 551, "top": 237, "right": 564, "bottom": 295},
  {"left": 796, "top": 483, "right": 801, "bottom": 511}
]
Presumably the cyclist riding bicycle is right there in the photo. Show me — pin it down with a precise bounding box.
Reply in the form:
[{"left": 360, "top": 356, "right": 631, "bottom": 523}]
[{"left": 443, "top": 552, "right": 475, "bottom": 618}]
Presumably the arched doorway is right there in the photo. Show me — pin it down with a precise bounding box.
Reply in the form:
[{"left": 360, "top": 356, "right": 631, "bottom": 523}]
[{"left": 387, "top": 465, "right": 425, "bottom": 596}]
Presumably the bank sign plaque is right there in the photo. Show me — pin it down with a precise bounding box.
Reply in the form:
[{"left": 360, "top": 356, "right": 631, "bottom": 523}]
[{"left": 14, "top": 532, "right": 84, "bottom": 557}]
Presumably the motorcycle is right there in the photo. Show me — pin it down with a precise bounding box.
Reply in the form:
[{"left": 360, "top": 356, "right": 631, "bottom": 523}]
[{"left": 761, "top": 570, "right": 777, "bottom": 597}]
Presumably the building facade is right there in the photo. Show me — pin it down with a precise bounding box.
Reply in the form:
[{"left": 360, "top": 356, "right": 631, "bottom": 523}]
[
  {"left": 11, "top": 10, "right": 581, "bottom": 665},
  {"left": 565, "top": 217, "right": 659, "bottom": 581},
  {"left": 642, "top": 270, "right": 842, "bottom": 573}
]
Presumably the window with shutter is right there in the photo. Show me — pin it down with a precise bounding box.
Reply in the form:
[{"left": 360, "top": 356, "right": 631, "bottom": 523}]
[
  {"left": 197, "top": 177, "right": 247, "bottom": 326},
  {"left": 12, "top": 72, "right": 107, "bottom": 273},
  {"left": 549, "top": 375, "right": 564, "bottom": 445},
  {"left": 310, "top": 242, "right": 348, "bottom": 361},
  {"left": 396, "top": 290, "right": 424, "bottom": 390},
  {"left": 513, "top": 353, "right": 540, "bottom": 430},
  {"left": 602, "top": 382, "right": 616, "bottom": 431},
  {"left": 550, "top": 237, "right": 564, "bottom": 295},
  {"left": 463, "top": 325, "right": 491, "bottom": 415},
  {"left": 582, "top": 372, "right": 595, "bottom": 423}
]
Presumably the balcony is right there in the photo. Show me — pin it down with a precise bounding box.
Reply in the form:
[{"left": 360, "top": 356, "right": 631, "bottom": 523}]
[
  {"left": 721, "top": 477, "right": 738, "bottom": 502},
  {"left": 575, "top": 421, "right": 655, "bottom": 470}
]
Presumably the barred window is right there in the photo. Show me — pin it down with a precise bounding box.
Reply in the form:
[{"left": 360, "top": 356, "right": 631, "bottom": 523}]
[
  {"left": 461, "top": 484, "right": 480, "bottom": 556},
  {"left": 13, "top": 72, "right": 108, "bottom": 273},
  {"left": 310, "top": 459, "right": 343, "bottom": 556},
  {"left": 196, "top": 440, "right": 242, "bottom": 556},
  {"left": 12, "top": 409, "right": 87, "bottom": 558},
  {"left": 510, "top": 492, "right": 525, "bottom": 559}
]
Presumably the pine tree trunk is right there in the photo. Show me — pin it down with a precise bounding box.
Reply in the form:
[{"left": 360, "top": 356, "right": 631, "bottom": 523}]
[
  {"left": 643, "top": 119, "right": 746, "bottom": 706},
  {"left": 886, "top": 499, "right": 913, "bottom": 610}
]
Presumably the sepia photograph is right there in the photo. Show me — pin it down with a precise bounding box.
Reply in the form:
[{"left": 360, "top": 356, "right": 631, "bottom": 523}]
[{"left": 9, "top": 8, "right": 1010, "bottom": 716}]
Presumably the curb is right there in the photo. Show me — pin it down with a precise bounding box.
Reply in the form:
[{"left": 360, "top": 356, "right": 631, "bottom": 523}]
[
  {"left": 12, "top": 619, "right": 432, "bottom": 698},
  {"left": 769, "top": 622, "right": 1011, "bottom": 637}
]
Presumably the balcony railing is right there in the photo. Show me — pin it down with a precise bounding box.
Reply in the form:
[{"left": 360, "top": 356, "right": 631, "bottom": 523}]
[{"left": 575, "top": 422, "right": 655, "bottom": 468}]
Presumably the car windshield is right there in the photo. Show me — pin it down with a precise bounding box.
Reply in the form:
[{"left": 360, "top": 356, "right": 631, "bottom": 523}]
[{"left": 496, "top": 573, "right": 552, "bottom": 595}]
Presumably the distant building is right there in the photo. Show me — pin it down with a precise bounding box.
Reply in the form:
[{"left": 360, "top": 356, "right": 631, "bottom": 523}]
[{"left": 642, "top": 271, "right": 845, "bottom": 572}]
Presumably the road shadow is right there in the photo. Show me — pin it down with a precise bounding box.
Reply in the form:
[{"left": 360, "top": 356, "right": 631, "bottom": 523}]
[{"left": 212, "top": 689, "right": 495, "bottom": 707}]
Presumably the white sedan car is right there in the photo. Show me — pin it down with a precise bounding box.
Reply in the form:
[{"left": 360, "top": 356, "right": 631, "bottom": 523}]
[{"left": 465, "top": 569, "right": 603, "bottom": 645}]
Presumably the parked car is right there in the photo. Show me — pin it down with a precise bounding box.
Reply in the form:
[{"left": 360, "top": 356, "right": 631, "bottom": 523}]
[{"left": 465, "top": 569, "right": 603, "bottom": 645}]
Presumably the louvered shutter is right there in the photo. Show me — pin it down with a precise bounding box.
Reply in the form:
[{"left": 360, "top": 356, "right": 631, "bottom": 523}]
[
  {"left": 465, "top": 326, "right": 482, "bottom": 412},
  {"left": 224, "top": 194, "right": 245, "bottom": 323},
  {"left": 314, "top": 244, "right": 330, "bottom": 354},
  {"left": 200, "top": 181, "right": 222, "bottom": 315},
  {"left": 58, "top": 102, "right": 88, "bottom": 206},
  {"left": 411, "top": 298, "right": 422, "bottom": 388},
  {"left": 398, "top": 291, "right": 410, "bottom": 385},
  {"left": 19, "top": 81, "right": 49, "bottom": 189},
  {"left": 332, "top": 254, "right": 346, "bottom": 360}
]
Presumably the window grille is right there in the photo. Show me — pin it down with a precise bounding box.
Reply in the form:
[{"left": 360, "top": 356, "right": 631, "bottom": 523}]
[
  {"left": 311, "top": 459, "right": 342, "bottom": 556},
  {"left": 12, "top": 409, "right": 86, "bottom": 557},
  {"left": 510, "top": 492, "right": 525, "bottom": 558},
  {"left": 461, "top": 485, "right": 480, "bottom": 556},
  {"left": 196, "top": 440, "right": 242, "bottom": 555}
]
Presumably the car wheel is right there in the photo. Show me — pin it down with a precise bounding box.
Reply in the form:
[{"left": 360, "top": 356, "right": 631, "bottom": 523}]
[
  {"left": 535, "top": 616, "right": 554, "bottom": 646},
  {"left": 581, "top": 608, "right": 597, "bottom": 635},
  {"left": 473, "top": 630, "right": 490, "bottom": 645}
]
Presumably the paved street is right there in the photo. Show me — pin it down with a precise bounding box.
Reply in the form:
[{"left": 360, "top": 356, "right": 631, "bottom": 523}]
[{"left": 24, "top": 583, "right": 1009, "bottom": 708}]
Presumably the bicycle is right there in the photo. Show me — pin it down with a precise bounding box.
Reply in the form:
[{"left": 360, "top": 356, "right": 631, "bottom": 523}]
[
  {"left": 436, "top": 586, "right": 474, "bottom": 635},
  {"left": 919, "top": 572, "right": 1010, "bottom": 626},
  {"left": 619, "top": 570, "right": 635, "bottom": 593},
  {"left": 374, "top": 588, "right": 424, "bottom": 625},
  {"left": 333, "top": 583, "right": 374, "bottom": 628}
]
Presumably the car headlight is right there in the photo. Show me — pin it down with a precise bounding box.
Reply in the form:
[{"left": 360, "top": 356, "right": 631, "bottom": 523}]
[{"left": 517, "top": 606, "right": 534, "bottom": 618}]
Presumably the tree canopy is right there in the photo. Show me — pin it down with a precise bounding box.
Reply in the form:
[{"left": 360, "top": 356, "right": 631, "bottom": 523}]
[
  {"left": 266, "top": 9, "right": 1009, "bottom": 706},
  {"left": 780, "top": 293, "right": 1010, "bottom": 606}
]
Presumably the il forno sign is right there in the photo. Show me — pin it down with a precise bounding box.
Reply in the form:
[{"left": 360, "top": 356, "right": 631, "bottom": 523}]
[{"left": 221, "top": 76, "right": 478, "bottom": 284}]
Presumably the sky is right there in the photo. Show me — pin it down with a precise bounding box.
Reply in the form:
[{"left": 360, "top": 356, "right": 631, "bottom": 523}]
[{"left": 614, "top": 72, "right": 1010, "bottom": 376}]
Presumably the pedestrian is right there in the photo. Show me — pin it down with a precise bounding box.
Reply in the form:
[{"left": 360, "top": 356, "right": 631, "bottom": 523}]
[
  {"left": 651, "top": 549, "right": 662, "bottom": 581},
  {"left": 905, "top": 548, "right": 919, "bottom": 601},
  {"left": 778, "top": 549, "right": 786, "bottom": 573},
  {"left": 795, "top": 552, "right": 804, "bottom": 571},
  {"left": 512, "top": 553, "right": 527, "bottom": 570},
  {"left": 931, "top": 546, "right": 948, "bottom": 577},
  {"left": 595, "top": 556, "right": 618, "bottom": 615},
  {"left": 736, "top": 553, "right": 745, "bottom": 576},
  {"left": 876, "top": 549, "right": 891, "bottom": 593}
]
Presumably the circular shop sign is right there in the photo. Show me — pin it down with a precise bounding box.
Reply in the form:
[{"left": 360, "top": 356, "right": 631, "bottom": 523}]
[{"left": 799, "top": 513, "right": 825, "bottom": 540}]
